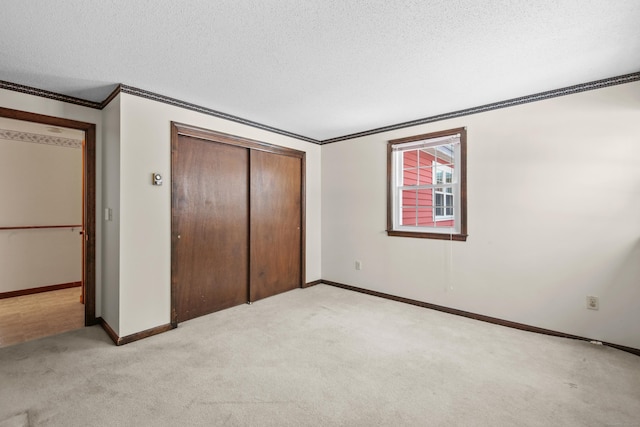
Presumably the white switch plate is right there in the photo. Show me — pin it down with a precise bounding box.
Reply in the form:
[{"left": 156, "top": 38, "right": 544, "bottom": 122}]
[
  {"left": 355, "top": 260, "right": 362, "bottom": 270},
  {"left": 104, "top": 208, "right": 112, "bottom": 221}
]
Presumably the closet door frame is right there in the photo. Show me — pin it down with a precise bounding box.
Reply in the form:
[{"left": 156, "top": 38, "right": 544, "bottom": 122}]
[{"left": 170, "top": 122, "right": 306, "bottom": 327}]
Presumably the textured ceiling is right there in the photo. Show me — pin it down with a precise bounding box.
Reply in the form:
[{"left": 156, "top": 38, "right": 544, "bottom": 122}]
[{"left": 1, "top": 1, "right": 639, "bottom": 141}]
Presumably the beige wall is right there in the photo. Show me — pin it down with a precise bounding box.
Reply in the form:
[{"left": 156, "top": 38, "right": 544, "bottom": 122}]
[
  {"left": 101, "top": 95, "right": 121, "bottom": 332},
  {"left": 114, "top": 93, "right": 322, "bottom": 337},
  {"left": 321, "top": 81, "right": 640, "bottom": 349}
]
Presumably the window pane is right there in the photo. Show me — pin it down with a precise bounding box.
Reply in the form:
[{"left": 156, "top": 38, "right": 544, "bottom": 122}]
[
  {"left": 417, "top": 189, "right": 431, "bottom": 207},
  {"left": 417, "top": 166, "right": 432, "bottom": 185},
  {"left": 438, "top": 144, "right": 455, "bottom": 165},
  {"left": 446, "top": 194, "right": 454, "bottom": 216},
  {"left": 403, "top": 168, "right": 418, "bottom": 186},
  {"left": 403, "top": 150, "right": 418, "bottom": 168},
  {"left": 404, "top": 148, "right": 437, "bottom": 186},
  {"left": 401, "top": 208, "right": 417, "bottom": 226},
  {"left": 418, "top": 150, "right": 434, "bottom": 185},
  {"left": 435, "top": 216, "right": 455, "bottom": 227},
  {"left": 434, "top": 164, "right": 454, "bottom": 183},
  {"left": 418, "top": 149, "right": 431, "bottom": 167},
  {"left": 421, "top": 147, "right": 437, "bottom": 158},
  {"left": 403, "top": 150, "right": 417, "bottom": 186},
  {"left": 435, "top": 193, "right": 443, "bottom": 207},
  {"left": 417, "top": 208, "right": 434, "bottom": 226},
  {"left": 401, "top": 190, "right": 418, "bottom": 207}
]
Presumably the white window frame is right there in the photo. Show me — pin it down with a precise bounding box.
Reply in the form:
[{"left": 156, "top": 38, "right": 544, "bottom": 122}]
[
  {"left": 433, "top": 162, "right": 454, "bottom": 221},
  {"left": 387, "top": 127, "right": 467, "bottom": 241}
]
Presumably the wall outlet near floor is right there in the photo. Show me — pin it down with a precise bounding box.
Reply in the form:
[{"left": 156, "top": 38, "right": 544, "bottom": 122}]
[
  {"left": 586, "top": 295, "right": 599, "bottom": 310},
  {"left": 355, "top": 260, "right": 362, "bottom": 271}
]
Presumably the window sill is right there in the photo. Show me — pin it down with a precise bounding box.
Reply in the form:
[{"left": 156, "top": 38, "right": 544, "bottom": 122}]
[{"left": 386, "top": 230, "right": 468, "bottom": 241}]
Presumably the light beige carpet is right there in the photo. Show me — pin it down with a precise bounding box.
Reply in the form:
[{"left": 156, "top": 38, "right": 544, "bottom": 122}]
[{"left": 1, "top": 284, "right": 639, "bottom": 426}]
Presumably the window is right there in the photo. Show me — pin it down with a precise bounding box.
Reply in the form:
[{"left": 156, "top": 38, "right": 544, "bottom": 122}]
[
  {"left": 434, "top": 163, "right": 454, "bottom": 220},
  {"left": 387, "top": 127, "right": 467, "bottom": 241}
]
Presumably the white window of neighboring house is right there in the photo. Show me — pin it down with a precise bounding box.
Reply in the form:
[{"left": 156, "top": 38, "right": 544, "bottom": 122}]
[
  {"left": 434, "top": 163, "right": 454, "bottom": 220},
  {"left": 387, "top": 127, "right": 467, "bottom": 241}
]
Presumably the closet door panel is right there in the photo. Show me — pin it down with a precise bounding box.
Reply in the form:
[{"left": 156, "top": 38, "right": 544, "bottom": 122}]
[
  {"left": 250, "top": 150, "right": 302, "bottom": 301},
  {"left": 174, "top": 136, "right": 249, "bottom": 322}
]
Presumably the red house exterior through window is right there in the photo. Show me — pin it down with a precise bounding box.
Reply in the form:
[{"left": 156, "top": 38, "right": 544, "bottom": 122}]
[
  {"left": 401, "top": 147, "right": 455, "bottom": 227},
  {"left": 387, "top": 127, "right": 467, "bottom": 241}
]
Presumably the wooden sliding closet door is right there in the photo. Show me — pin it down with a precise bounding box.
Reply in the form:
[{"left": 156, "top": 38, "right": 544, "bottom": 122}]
[
  {"left": 173, "top": 135, "right": 249, "bottom": 322},
  {"left": 171, "top": 123, "right": 305, "bottom": 325},
  {"left": 250, "top": 150, "right": 302, "bottom": 302}
]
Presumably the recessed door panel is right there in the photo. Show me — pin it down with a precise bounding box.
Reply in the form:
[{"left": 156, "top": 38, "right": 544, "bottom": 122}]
[
  {"left": 173, "top": 135, "right": 249, "bottom": 322},
  {"left": 250, "top": 150, "right": 302, "bottom": 302}
]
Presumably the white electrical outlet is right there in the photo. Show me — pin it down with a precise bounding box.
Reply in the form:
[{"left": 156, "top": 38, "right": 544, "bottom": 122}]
[
  {"left": 355, "top": 260, "right": 362, "bottom": 270},
  {"left": 586, "top": 296, "right": 599, "bottom": 310}
]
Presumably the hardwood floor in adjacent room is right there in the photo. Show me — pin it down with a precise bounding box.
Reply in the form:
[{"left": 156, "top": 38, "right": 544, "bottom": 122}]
[{"left": 0, "top": 287, "right": 84, "bottom": 348}]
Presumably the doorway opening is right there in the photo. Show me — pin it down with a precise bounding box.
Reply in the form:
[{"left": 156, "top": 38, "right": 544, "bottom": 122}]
[{"left": 0, "top": 107, "right": 96, "bottom": 346}]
